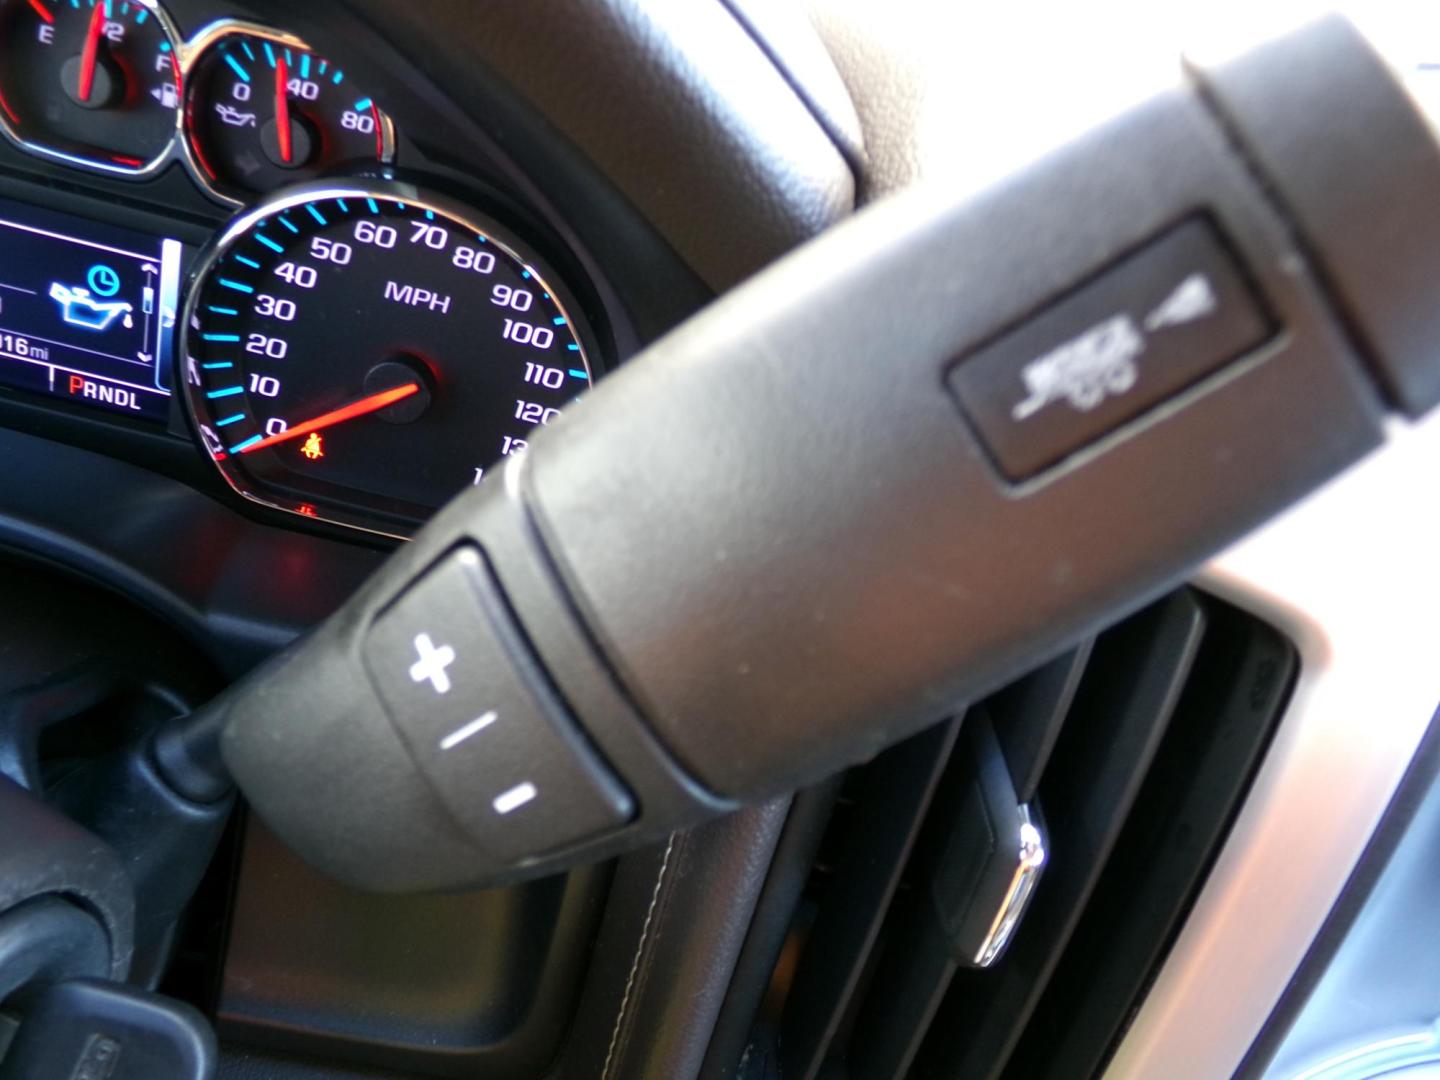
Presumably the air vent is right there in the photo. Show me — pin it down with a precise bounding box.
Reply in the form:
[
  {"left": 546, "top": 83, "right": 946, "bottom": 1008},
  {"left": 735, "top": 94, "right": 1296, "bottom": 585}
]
[{"left": 744, "top": 587, "right": 1295, "bottom": 1080}]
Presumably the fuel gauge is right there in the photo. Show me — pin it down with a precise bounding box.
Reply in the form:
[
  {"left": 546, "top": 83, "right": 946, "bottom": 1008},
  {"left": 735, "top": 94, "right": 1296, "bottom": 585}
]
[
  {"left": 0, "top": 0, "right": 182, "bottom": 175},
  {"left": 183, "top": 24, "right": 395, "bottom": 204}
]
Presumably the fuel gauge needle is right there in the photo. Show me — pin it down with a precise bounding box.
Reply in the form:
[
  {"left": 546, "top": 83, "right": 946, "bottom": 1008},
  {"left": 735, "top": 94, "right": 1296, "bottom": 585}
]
[
  {"left": 238, "top": 382, "right": 420, "bottom": 455},
  {"left": 76, "top": 0, "right": 105, "bottom": 103}
]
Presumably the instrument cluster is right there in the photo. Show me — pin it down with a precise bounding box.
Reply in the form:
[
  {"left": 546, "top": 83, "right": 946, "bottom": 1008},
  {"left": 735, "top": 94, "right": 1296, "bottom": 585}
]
[
  {"left": 0, "top": 0, "right": 609, "bottom": 541},
  {"left": 0, "top": 0, "right": 394, "bottom": 204}
]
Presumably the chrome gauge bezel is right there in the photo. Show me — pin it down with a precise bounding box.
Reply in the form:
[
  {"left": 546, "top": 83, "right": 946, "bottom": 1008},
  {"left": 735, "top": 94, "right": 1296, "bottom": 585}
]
[
  {"left": 178, "top": 178, "right": 601, "bottom": 541},
  {"left": 176, "top": 19, "right": 398, "bottom": 207},
  {"left": 0, "top": 8, "right": 398, "bottom": 202},
  {"left": 0, "top": 0, "right": 186, "bottom": 178}
]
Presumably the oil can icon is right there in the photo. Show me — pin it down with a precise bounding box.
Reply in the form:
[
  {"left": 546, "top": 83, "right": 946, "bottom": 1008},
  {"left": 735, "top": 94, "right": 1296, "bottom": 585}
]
[{"left": 49, "top": 282, "right": 135, "bottom": 333}]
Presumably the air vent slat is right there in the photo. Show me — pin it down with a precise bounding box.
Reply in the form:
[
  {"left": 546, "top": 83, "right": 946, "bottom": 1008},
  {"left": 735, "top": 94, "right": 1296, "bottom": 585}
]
[
  {"left": 846, "top": 912, "right": 954, "bottom": 1080},
  {"left": 1008, "top": 602, "right": 1297, "bottom": 1080},
  {"left": 989, "top": 640, "right": 1094, "bottom": 803},
  {"left": 916, "top": 590, "right": 1209, "bottom": 1079},
  {"left": 779, "top": 718, "right": 963, "bottom": 1080},
  {"left": 846, "top": 714, "right": 1055, "bottom": 1080},
  {"left": 746, "top": 587, "right": 1294, "bottom": 1080}
]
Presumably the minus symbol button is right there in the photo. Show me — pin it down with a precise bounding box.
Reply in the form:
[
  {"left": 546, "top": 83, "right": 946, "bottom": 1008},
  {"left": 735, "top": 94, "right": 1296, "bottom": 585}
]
[
  {"left": 438, "top": 710, "right": 497, "bottom": 751},
  {"left": 492, "top": 782, "right": 538, "bottom": 816}
]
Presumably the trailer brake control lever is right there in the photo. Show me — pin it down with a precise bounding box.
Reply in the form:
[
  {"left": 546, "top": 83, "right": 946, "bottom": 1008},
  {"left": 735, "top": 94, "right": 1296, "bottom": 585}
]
[{"left": 199, "top": 16, "right": 1440, "bottom": 891}]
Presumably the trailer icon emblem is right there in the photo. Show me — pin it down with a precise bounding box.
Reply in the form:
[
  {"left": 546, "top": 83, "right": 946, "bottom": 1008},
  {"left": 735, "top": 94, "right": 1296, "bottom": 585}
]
[
  {"left": 1144, "top": 272, "right": 1218, "bottom": 332},
  {"left": 1011, "top": 313, "right": 1144, "bottom": 421}
]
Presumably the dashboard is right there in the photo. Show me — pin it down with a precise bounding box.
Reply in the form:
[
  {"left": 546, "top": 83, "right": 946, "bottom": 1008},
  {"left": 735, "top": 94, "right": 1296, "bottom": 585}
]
[
  {"left": 0, "top": 0, "right": 635, "bottom": 546},
  {"left": 0, "top": 7, "right": 1436, "bottom": 1080}
]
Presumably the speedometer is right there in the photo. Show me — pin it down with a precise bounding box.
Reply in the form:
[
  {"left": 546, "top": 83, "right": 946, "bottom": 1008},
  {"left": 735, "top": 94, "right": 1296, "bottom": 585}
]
[{"left": 181, "top": 181, "right": 597, "bottom": 537}]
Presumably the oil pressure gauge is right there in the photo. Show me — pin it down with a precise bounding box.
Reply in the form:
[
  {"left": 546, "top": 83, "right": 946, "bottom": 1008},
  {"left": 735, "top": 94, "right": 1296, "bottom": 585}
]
[
  {"left": 0, "top": 0, "right": 182, "bottom": 175},
  {"left": 183, "top": 23, "right": 395, "bottom": 204}
]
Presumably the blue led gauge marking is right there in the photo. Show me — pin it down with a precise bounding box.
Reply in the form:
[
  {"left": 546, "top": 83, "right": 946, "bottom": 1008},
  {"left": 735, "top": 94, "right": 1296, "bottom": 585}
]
[{"left": 224, "top": 54, "right": 250, "bottom": 82}]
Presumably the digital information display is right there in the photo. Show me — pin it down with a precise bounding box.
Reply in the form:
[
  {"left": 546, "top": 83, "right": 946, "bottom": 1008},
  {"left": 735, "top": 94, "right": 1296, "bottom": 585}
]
[{"left": 0, "top": 197, "right": 183, "bottom": 422}]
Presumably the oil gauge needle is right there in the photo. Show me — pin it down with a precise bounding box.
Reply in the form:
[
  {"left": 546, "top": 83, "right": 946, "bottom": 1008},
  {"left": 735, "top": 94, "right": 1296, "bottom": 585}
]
[
  {"left": 274, "top": 54, "right": 293, "bottom": 164},
  {"left": 76, "top": 0, "right": 105, "bottom": 103},
  {"left": 238, "top": 382, "right": 420, "bottom": 455}
]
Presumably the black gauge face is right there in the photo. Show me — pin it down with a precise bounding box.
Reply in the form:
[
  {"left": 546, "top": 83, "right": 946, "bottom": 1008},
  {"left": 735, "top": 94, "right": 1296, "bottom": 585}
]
[
  {"left": 0, "top": 0, "right": 180, "bottom": 173},
  {"left": 182, "top": 184, "right": 596, "bottom": 537},
  {"left": 185, "top": 29, "right": 392, "bottom": 202}
]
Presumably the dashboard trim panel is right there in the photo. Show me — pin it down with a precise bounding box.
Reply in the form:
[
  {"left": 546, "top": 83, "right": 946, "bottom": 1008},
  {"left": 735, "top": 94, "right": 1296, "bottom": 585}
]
[{"left": 1106, "top": 411, "right": 1440, "bottom": 1079}]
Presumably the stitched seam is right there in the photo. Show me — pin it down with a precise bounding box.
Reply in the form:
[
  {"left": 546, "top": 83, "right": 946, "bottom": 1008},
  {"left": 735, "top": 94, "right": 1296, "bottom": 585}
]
[
  {"left": 601, "top": 833, "right": 678, "bottom": 1080},
  {"left": 621, "top": 835, "right": 688, "bottom": 1060},
  {"left": 715, "top": 0, "right": 866, "bottom": 181}
]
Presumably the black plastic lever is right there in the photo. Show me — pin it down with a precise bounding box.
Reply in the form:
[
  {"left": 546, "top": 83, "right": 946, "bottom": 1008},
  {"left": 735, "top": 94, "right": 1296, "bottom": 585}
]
[
  {"left": 211, "top": 16, "right": 1440, "bottom": 892},
  {"left": 0, "top": 979, "right": 215, "bottom": 1080}
]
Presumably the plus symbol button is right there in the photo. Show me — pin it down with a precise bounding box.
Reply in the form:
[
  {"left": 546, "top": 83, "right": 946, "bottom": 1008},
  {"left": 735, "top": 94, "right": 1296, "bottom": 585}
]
[{"left": 409, "top": 633, "right": 457, "bottom": 694}]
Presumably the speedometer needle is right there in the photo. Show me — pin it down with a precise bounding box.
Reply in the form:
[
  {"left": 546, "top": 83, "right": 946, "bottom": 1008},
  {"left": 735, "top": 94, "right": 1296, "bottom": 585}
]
[
  {"left": 76, "top": 0, "right": 105, "bottom": 103},
  {"left": 239, "top": 383, "right": 420, "bottom": 455},
  {"left": 274, "top": 55, "right": 294, "bottom": 164}
]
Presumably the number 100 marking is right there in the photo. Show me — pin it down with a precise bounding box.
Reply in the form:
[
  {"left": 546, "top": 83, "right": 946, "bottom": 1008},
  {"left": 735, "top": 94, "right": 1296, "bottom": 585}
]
[{"left": 503, "top": 319, "right": 555, "bottom": 350}]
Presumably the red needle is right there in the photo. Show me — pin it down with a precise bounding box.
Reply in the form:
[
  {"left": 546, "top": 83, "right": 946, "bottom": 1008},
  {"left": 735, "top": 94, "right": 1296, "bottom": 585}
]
[
  {"left": 274, "top": 55, "right": 293, "bottom": 164},
  {"left": 76, "top": 0, "right": 105, "bottom": 103},
  {"left": 239, "top": 383, "right": 420, "bottom": 455}
]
